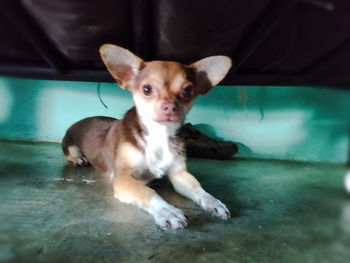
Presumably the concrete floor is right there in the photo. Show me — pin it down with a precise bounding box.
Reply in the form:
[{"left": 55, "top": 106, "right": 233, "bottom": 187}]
[{"left": 0, "top": 141, "right": 349, "bottom": 263}]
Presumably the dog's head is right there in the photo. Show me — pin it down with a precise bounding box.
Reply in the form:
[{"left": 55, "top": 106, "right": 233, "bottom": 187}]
[{"left": 100, "top": 44, "right": 232, "bottom": 125}]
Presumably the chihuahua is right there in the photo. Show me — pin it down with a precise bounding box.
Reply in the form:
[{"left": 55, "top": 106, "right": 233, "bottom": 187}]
[{"left": 62, "top": 44, "right": 232, "bottom": 229}]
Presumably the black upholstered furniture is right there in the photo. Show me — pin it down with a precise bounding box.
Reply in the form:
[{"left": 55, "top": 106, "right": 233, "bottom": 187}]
[{"left": 1, "top": 0, "right": 350, "bottom": 87}]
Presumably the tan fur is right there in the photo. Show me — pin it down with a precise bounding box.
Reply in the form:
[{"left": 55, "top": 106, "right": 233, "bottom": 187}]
[
  {"left": 113, "top": 171, "right": 157, "bottom": 210},
  {"left": 167, "top": 171, "right": 202, "bottom": 200}
]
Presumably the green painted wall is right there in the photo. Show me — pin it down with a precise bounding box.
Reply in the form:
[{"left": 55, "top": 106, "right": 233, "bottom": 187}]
[{"left": 0, "top": 77, "right": 349, "bottom": 163}]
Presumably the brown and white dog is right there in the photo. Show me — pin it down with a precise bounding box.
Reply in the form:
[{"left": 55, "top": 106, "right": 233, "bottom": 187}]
[{"left": 62, "top": 44, "right": 232, "bottom": 229}]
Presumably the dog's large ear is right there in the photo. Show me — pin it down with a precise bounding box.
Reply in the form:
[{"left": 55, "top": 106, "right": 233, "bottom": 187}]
[
  {"left": 100, "top": 44, "right": 144, "bottom": 89},
  {"left": 191, "top": 56, "right": 232, "bottom": 95}
]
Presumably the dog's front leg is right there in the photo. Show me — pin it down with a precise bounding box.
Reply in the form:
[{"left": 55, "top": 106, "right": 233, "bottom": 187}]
[
  {"left": 168, "top": 171, "right": 230, "bottom": 219},
  {"left": 113, "top": 169, "right": 187, "bottom": 229}
]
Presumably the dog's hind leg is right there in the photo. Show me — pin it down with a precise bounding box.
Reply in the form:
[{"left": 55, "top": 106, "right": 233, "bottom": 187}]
[{"left": 62, "top": 134, "right": 89, "bottom": 166}]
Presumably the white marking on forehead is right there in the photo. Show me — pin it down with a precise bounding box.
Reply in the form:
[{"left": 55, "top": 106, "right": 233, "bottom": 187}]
[{"left": 171, "top": 73, "right": 187, "bottom": 90}]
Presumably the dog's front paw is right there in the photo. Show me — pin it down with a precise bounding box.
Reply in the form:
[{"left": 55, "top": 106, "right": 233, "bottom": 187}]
[
  {"left": 154, "top": 205, "right": 187, "bottom": 229},
  {"left": 196, "top": 190, "right": 230, "bottom": 220},
  {"left": 150, "top": 196, "right": 187, "bottom": 229}
]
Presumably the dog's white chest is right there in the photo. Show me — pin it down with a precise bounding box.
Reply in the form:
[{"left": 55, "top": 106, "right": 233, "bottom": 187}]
[{"left": 144, "top": 131, "right": 175, "bottom": 178}]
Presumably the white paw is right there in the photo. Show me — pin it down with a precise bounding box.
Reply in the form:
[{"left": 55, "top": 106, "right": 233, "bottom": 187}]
[
  {"left": 149, "top": 196, "right": 187, "bottom": 229},
  {"left": 195, "top": 190, "right": 230, "bottom": 220},
  {"left": 76, "top": 156, "right": 89, "bottom": 166}
]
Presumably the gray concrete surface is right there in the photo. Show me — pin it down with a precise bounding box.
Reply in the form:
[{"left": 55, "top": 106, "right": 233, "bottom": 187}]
[{"left": 0, "top": 140, "right": 349, "bottom": 263}]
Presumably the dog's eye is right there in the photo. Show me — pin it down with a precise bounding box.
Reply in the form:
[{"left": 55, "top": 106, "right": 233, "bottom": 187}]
[
  {"left": 182, "top": 85, "right": 193, "bottom": 98},
  {"left": 143, "top": 84, "right": 152, "bottom": 96}
]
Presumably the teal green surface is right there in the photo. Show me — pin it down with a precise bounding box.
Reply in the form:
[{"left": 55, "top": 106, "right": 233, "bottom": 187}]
[
  {"left": 0, "top": 77, "right": 349, "bottom": 162},
  {"left": 0, "top": 141, "right": 349, "bottom": 263}
]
